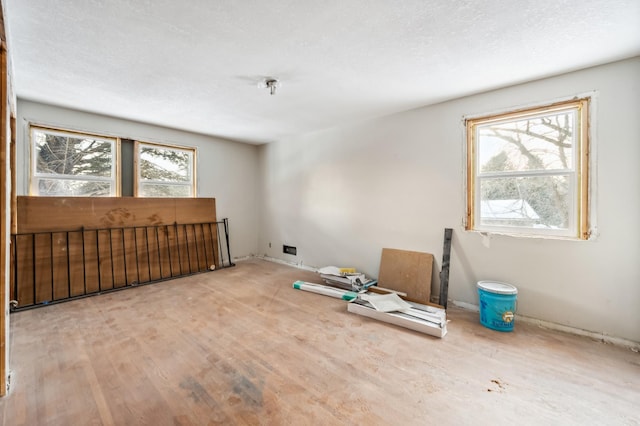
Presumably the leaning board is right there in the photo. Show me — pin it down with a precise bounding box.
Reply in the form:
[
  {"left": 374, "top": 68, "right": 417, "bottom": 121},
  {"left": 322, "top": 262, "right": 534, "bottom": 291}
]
[
  {"left": 17, "top": 196, "right": 216, "bottom": 233},
  {"left": 377, "top": 248, "right": 433, "bottom": 305}
]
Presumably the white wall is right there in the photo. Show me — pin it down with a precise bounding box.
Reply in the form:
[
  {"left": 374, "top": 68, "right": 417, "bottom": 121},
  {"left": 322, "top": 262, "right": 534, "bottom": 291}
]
[
  {"left": 16, "top": 100, "right": 260, "bottom": 259},
  {"left": 258, "top": 57, "right": 640, "bottom": 342}
]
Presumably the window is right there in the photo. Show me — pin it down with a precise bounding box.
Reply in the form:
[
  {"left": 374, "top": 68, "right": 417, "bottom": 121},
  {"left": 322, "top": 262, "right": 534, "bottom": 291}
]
[
  {"left": 31, "top": 127, "right": 118, "bottom": 196},
  {"left": 29, "top": 126, "right": 198, "bottom": 198},
  {"left": 135, "top": 142, "right": 195, "bottom": 197},
  {"left": 466, "top": 98, "right": 590, "bottom": 239}
]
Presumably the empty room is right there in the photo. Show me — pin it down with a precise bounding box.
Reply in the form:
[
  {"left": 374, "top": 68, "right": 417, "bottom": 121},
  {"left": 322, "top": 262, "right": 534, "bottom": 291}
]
[{"left": 0, "top": 0, "right": 638, "bottom": 424}]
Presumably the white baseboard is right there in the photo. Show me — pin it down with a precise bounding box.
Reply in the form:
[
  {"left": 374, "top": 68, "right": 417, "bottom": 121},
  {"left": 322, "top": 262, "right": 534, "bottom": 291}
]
[
  {"left": 452, "top": 300, "right": 640, "bottom": 351},
  {"left": 451, "top": 300, "right": 479, "bottom": 312},
  {"left": 232, "top": 255, "right": 253, "bottom": 262},
  {"left": 254, "top": 254, "right": 318, "bottom": 272}
]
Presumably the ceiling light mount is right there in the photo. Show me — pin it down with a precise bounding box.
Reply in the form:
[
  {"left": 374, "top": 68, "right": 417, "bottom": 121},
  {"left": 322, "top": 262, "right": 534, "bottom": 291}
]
[{"left": 259, "top": 78, "right": 280, "bottom": 95}]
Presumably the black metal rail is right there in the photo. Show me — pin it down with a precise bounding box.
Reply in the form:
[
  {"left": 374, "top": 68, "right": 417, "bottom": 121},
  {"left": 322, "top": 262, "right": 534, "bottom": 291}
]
[{"left": 10, "top": 218, "right": 235, "bottom": 312}]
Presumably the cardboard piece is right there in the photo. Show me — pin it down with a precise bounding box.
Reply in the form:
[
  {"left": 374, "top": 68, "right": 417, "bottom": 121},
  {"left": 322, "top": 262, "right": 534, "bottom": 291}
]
[{"left": 377, "top": 248, "right": 433, "bottom": 305}]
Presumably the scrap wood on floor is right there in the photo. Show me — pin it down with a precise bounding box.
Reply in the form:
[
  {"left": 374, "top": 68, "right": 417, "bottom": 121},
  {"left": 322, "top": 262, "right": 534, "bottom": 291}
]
[
  {"left": 291, "top": 236, "right": 452, "bottom": 339},
  {"left": 291, "top": 280, "right": 447, "bottom": 338}
]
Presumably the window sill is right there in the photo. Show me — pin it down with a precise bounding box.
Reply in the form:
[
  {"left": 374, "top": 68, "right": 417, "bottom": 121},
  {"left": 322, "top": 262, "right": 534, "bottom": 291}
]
[{"left": 466, "top": 228, "right": 597, "bottom": 243}]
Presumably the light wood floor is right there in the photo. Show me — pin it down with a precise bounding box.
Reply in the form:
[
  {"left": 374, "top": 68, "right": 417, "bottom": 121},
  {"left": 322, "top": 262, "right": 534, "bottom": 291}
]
[{"left": 0, "top": 258, "right": 638, "bottom": 425}]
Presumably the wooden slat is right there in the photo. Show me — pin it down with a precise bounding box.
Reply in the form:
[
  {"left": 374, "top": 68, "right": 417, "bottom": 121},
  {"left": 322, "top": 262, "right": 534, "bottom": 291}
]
[
  {"left": 68, "top": 231, "right": 85, "bottom": 297},
  {"left": 15, "top": 235, "right": 34, "bottom": 307},
  {"left": 97, "top": 230, "right": 114, "bottom": 291},
  {"left": 34, "top": 234, "right": 53, "bottom": 304},
  {"left": 167, "top": 225, "right": 182, "bottom": 276},
  {"left": 17, "top": 197, "right": 216, "bottom": 233},
  {"left": 51, "top": 232, "right": 70, "bottom": 300},
  {"left": 123, "top": 228, "right": 138, "bottom": 285},
  {"left": 135, "top": 228, "right": 151, "bottom": 283},
  {"left": 110, "top": 229, "right": 127, "bottom": 288},
  {"left": 83, "top": 231, "right": 100, "bottom": 294},
  {"left": 185, "top": 225, "right": 198, "bottom": 273},
  {"left": 146, "top": 227, "right": 162, "bottom": 281},
  {"left": 198, "top": 224, "right": 208, "bottom": 270},
  {"left": 176, "top": 225, "right": 190, "bottom": 274},
  {"left": 191, "top": 224, "right": 202, "bottom": 271},
  {"left": 210, "top": 222, "right": 220, "bottom": 268},
  {"left": 156, "top": 226, "right": 171, "bottom": 279}
]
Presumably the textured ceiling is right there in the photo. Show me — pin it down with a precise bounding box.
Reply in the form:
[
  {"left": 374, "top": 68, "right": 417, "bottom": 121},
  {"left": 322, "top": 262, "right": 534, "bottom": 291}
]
[{"left": 5, "top": 0, "right": 640, "bottom": 144}]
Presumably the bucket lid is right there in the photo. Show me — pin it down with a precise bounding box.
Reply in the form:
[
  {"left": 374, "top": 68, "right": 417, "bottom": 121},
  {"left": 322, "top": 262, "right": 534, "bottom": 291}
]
[{"left": 477, "top": 280, "right": 518, "bottom": 295}]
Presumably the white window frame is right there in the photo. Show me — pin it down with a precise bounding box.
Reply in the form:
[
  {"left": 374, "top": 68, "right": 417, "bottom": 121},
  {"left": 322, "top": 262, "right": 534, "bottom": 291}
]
[
  {"left": 30, "top": 126, "right": 120, "bottom": 197},
  {"left": 465, "top": 98, "right": 591, "bottom": 240},
  {"left": 134, "top": 141, "right": 196, "bottom": 198}
]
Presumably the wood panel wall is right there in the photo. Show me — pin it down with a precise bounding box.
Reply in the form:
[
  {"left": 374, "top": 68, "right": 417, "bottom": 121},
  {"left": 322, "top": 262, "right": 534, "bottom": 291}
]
[{"left": 12, "top": 197, "right": 220, "bottom": 309}]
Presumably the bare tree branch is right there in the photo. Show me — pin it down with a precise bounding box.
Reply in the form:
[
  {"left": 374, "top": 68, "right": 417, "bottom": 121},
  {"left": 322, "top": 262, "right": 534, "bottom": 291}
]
[{"left": 489, "top": 126, "right": 572, "bottom": 149}]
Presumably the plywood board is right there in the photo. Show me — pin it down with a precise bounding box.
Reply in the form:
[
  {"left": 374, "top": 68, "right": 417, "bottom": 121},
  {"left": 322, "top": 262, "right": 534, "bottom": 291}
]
[
  {"left": 16, "top": 197, "right": 217, "bottom": 233},
  {"left": 377, "top": 248, "right": 434, "bottom": 305}
]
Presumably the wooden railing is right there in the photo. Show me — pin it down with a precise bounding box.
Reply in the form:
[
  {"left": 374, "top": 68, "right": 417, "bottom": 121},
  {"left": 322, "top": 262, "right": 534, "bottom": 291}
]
[{"left": 10, "top": 197, "right": 233, "bottom": 311}]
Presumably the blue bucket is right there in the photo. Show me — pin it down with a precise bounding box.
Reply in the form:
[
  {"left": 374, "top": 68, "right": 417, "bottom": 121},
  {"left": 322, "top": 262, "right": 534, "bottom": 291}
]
[{"left": 477, "top": 281, "right": 518, "bottom": 332}]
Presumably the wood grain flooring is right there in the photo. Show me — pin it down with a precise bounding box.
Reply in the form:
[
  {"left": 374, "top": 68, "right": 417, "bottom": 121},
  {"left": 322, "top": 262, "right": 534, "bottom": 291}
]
[{"left": 0, "top": 258, "right": 638, "bottom": 425}]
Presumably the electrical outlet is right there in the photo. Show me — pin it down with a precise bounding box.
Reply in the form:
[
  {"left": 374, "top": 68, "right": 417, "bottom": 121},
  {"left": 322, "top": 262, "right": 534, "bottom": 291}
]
[{"left": 283, "top": 245, "right": 297, "bottom": 255}]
